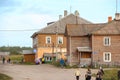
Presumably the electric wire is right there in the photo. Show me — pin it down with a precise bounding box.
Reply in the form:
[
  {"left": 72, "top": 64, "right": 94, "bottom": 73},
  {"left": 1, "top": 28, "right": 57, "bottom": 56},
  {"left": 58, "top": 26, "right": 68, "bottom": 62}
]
[{"left": 0, "top": 29, "right": 40, "bottom": 32}]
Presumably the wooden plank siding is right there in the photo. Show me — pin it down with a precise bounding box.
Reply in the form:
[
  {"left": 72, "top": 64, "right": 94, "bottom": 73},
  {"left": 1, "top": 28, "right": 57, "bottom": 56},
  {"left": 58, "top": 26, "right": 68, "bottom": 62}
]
[
  {"left": 33, "top": 34, "right": 67, "bottom": 59},
  {"left": 24, "top": 54, "right": 35, "bottom": 63},
  {"left": 93, "top": 35, "right": 120, "bottom": 65}
]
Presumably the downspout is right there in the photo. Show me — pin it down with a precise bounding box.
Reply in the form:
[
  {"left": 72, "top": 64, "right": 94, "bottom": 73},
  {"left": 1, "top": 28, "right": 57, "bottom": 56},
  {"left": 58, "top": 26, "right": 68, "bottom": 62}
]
[
  {"left": 80, "top": 52, "right": 81, "bottom": 66},
  {"left": 92, "top": 35, "right": 94, "bottom": 67},
  {"left": 70, "top": 36, "right": 72, "bottom": 66}
]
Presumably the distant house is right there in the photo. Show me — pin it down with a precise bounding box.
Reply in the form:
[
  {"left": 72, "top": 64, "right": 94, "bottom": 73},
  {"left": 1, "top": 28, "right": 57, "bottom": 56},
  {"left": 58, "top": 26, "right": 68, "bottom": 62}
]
[
  {"left": 22, "top": 50, "right": 35, "bottom": 63},
  {"left": 65, "top": 13, "right": 120, "bottom": 66},
  {"left": 31, "top": 10, "right": 92, "bottom": 61},
  {"left": 0, "top": 52, "right": 10, "bottom": 59}
]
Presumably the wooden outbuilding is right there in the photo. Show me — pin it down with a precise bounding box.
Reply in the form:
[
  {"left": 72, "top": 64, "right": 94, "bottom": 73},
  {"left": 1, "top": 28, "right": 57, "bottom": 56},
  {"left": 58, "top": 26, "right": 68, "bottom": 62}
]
[{"left": 22, "top": 50, "right": 35, "bottom": 63}]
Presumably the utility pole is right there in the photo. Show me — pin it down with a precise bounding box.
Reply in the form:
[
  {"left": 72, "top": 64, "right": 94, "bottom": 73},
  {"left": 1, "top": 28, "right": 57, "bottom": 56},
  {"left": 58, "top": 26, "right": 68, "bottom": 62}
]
[{"left": 55, "top": 26, "right": 58, "bottom": 61}]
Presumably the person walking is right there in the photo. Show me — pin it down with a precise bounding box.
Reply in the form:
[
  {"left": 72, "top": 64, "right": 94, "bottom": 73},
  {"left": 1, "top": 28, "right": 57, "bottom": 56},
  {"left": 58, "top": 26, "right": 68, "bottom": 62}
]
[
  {"left": 7, "top": 58, "right": 11, "bottom": 63},
  {"left": 99, "top": 66, "right": 104, "bottom": 76},
  {"left": 42, "top": 57, "right": 45, "bottom": 64},
  {"left": 96, "top": 70, "right": 102, "bottom": 80},
  {"left": 75, "top": 68, "right": 81, "bottom": 80},
  {"left": 2, "top": 57, "right": 5, "bottom": 64},
  {"left": 85, "top": 68, "right": 92, "bottom": 80},
  {"left": 60, "top": 58, "right": 65, "bottom": 68}
]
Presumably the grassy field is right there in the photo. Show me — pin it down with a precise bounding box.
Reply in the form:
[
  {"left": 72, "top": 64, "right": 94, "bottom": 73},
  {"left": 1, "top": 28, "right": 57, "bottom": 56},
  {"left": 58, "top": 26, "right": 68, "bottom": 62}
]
[
  {"left": 10, "top": 55, "right": 23, "bottom": 63},
  {"left": 0, "top": 73, "right": 12, "bottom": 80},
  {"left": 103, "top": 69, "right": 119, "bottom": 80},
  {"left": 9, "top": 55, "right": 35, "bottom": 65}
]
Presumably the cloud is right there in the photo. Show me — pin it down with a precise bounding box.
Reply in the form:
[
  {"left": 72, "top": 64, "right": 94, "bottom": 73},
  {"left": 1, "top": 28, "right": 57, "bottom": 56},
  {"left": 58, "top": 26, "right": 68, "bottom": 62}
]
[{"left": 0, "top": 0, "right": 118, "bottom": 47}]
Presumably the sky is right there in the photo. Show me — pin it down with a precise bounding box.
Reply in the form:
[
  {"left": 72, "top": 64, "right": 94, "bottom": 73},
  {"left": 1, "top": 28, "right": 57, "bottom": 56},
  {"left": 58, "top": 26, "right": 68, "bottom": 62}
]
[{"left": 0, "top": 0, "right": 120, "bottom": 47}]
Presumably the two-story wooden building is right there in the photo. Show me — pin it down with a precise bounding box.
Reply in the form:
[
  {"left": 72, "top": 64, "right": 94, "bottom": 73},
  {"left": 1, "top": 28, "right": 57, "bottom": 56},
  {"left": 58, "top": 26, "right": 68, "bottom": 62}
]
[
  {"left": 65, "top": 13, "right": 120, "bottom": 66},
  {"left": 31, "top": 10, "right": 92, "bottom": 61}
]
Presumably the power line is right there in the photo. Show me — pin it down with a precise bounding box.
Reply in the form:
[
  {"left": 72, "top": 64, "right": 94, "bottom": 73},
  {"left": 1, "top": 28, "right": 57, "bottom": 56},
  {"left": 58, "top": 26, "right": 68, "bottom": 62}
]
[{"left": 0, "top": 29, "right": 39, "bottom": 31}]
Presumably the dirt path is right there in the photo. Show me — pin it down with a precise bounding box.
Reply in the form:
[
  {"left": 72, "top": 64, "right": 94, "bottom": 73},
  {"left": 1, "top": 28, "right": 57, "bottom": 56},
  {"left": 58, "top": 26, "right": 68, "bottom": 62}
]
[{"left": 0, "top": 63, "right": 98, "bottom": 80}]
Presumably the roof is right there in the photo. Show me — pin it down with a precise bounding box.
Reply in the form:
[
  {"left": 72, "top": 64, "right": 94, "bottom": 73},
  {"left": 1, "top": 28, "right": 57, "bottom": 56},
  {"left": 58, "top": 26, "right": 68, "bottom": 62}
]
[
  {"left": 92, "top": 20, "right": 120, "bottom": 35},
  {"left": 31, "top": 13, "right": 92, "bottom": 38},
  {"left": 44, "top": 53, "right": 56, "bottom": 57},
  {"left": 66, "top": 20, "right": 120, "bottom": 36},
  {"left": 66, "top": 23, "right": 105, "bottom": 36},
  {"left": 77, "top": 47, "right": 92, "bottom": 52},
  {"left": 22, "top": 50, "right": 35, "bottom": 54},
  {"left": 0, "top": 52, "right": 10, "bottom": 55}
]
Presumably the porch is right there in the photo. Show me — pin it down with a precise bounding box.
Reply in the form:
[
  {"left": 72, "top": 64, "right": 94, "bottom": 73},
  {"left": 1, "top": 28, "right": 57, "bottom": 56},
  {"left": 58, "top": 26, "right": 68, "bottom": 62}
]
[{"left": 77, "top": 47, "right": 92, "bottom": 67}]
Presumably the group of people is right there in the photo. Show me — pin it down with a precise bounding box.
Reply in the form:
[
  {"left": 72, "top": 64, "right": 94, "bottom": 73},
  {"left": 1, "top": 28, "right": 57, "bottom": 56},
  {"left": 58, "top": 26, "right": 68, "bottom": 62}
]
[
  {"left": 75, "top": 66, "right": 104, "bottom": 80},
  {"left": 2, "top": 57, "right": 11, "bottom": 64},
  {"left": 35, "top": 57, "right": 45, "bottom": 65}
]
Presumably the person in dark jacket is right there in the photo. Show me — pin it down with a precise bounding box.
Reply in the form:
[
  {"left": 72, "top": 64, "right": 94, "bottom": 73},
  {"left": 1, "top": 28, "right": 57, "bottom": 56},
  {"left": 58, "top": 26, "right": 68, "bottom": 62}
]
[
  {"left": 60, "top": 58, "right": 65, "bottom": 68},
  {"left": 85, "top": 68, "right": 92, "bottom": 80},
  {"left": 2, "top": 57, "right": 5, "bottom": 64},
  {"left": 96, "top": 69, "right": 103, "bottom": 80}
]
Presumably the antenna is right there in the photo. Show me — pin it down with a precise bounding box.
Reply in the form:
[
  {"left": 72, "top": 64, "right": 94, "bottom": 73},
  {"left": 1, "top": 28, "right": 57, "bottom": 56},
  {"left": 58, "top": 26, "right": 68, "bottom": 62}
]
[
  {"left": 116, "top": 0, "right": 118, "bottom": 13},
  {"left": 70, "top": 5, "right": 72, "bottom": 13},
  {"left": 69, "top": 0, "right": 72, "bottom": 13}
]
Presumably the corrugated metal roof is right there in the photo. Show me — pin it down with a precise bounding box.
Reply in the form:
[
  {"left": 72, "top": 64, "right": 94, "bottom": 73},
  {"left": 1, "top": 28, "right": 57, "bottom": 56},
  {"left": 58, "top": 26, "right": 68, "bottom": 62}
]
[{"left": 22, "top": 50, "right": 34, "bottom": 54}]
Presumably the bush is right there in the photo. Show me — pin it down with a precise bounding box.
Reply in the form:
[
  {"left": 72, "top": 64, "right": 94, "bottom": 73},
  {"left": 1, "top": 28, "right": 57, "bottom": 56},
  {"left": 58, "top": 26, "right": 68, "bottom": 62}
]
[{"left": 10, "top": 55, "right": 23, "bottom": 64}]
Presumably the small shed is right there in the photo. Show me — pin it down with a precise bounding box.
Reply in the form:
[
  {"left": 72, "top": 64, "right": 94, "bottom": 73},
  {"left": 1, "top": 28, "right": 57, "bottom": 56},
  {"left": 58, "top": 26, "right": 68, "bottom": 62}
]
[{"left": 22, "top": 50, "right": 35, "bottom": 63}]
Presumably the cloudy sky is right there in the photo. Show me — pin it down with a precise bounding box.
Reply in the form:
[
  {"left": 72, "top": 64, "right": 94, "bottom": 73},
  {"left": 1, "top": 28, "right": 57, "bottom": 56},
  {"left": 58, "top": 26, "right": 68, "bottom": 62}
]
[{"left": 0, "top": 0, "right": 120, "bottom": 47}]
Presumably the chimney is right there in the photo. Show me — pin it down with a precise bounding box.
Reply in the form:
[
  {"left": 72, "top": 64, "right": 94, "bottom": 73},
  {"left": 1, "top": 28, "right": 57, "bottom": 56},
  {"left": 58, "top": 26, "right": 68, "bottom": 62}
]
[
  {"left": 115, "top": 13, "right": 120, "bottom": 20},
  {"left": 74, "top": 10, "right": 79, "bottom": 16},
  {"left": 64, "top": 10, "right": 67, "bottom": 17},
  {"left": 59, "top": 15, "right": 62, "bottom": 20},
  {"left": 108, "top": 16, "right": 112, "bottom": 22}
]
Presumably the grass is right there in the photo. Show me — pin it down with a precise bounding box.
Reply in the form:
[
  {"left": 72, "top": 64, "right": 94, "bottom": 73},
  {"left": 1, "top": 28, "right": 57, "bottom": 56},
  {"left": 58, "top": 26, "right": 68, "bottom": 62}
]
[
  {"left": 103, "top": 69, "right": 119, "bottom": 80},
  {"left": 10, "top": 55, "right": 23, "bottom": 64},
  {"left": 0, "top": 73, "right": 12, "bottom": 80},
  {"left": 10, "top": 55, "right": 35, "bottom": 65},
  {"left": 10, "top": 55, "right": 23, "bottom": 61}
]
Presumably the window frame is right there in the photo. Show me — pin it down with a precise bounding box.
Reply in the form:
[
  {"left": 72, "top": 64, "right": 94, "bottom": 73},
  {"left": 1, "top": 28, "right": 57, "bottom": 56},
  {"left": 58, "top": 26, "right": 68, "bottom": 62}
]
[
  {"left": 103, "top": 52, "right": 111, "bottom": 62},
  {"left": 46, "top": 36, "right": 51, "bottom": 44},
  {"left": 103, "top": 37, "right": 111, "bottom": 46},
  {"left": 58, "top": 36, "right": 63, "bottom": 44},
  {"left": 33, "top": 37, "right": 38, "bottom": 45}
]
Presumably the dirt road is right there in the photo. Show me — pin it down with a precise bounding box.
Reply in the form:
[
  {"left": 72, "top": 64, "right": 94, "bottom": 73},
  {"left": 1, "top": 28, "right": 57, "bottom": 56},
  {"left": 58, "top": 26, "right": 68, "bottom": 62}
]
[{"left": 0, "top": 63, "right": 97, "bottom": 80}]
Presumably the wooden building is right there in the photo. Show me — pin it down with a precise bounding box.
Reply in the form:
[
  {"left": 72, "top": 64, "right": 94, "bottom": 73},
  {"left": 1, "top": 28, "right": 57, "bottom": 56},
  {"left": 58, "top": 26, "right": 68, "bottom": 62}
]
[
  {"left": 22, "top": 50, "right": 35, "bottom": 63},
  {"left": 65, "top": 13, "right": 120, "bottom": 66},
  {"left": 31, "top": 10, "right": 92, "bottom": 60}
]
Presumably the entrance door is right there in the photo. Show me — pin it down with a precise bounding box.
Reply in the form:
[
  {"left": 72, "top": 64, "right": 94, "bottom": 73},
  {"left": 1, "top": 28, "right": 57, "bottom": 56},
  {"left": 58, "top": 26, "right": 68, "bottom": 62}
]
[{"left": 79, "top": 52, "right": 92, "bottom": 66}]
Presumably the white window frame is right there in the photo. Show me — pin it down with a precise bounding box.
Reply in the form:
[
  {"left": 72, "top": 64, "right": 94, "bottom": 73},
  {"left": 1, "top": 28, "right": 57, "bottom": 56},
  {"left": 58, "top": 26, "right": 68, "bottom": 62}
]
[
  {"left": 103, "top": 52, "right": 111, "bottom": 62},
  {"left": 58, "top": 36, "right": 63, "bottom": 44},
  {"left": 103, "top": 37, "right": 111, "bottom": 46},
  {"left": 33, "top": 37, "right": 38, "bottom": 45},
  {"left": 46, "top": 36, "right": 51, "bottom": 44}
]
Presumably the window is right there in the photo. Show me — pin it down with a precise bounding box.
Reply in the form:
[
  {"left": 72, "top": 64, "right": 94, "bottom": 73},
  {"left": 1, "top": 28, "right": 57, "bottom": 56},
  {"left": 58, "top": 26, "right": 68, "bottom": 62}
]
[
  {"left": 103, "top": 37, "right": 111, "bottom": 46},
  {"left": 58, "top": 36, "right": 63, "bottom": 44},
  {"left": 33, "top": 37, "right": 38, "bottom": 45},
  {"left": 46, "top": 36, "right": 51, "bottom": 44},
  {"left": 103, "top": 52, "right": 111, "bottom": 62}
]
